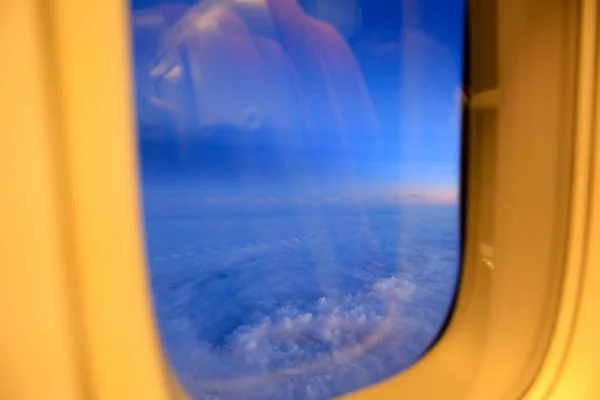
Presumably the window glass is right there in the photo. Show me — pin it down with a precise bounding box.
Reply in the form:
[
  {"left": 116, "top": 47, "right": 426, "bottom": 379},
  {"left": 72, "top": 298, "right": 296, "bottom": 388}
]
[{"left": 131, "top": 0, "right": 465, "bottom": 398}]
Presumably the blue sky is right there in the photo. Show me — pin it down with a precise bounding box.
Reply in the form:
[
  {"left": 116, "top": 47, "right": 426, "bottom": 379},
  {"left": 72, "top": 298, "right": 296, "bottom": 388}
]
[{"left": 131, "top": 0, "right": 466, "bottom": 203}]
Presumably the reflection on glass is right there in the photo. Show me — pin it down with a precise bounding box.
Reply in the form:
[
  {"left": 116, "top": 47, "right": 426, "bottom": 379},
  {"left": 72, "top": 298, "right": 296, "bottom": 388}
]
[{"left": 131, "top": 0, "right": 465, "bottom": 398}]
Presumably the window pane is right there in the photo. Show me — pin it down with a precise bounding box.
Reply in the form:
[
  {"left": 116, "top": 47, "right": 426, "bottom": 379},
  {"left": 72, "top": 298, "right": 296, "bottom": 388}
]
[{"left": 131, "top": 0, "right": 465, "bottom": 399}]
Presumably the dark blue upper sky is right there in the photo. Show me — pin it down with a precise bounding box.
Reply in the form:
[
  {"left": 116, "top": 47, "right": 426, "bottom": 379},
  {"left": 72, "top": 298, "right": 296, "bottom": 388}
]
[{"left": 131, "top": 0, "right": 465, "bottom": 202}]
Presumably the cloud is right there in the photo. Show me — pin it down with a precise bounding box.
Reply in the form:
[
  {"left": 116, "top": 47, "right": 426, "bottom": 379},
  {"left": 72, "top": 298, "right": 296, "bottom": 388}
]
[
  {"left": 414, "top": 187, "right": 459, "bottom": 204},
  {"left": 365, "top": 184, "right": 459, "bottom": 205},
  {"left": 148, "top": 199, "right": 460, "bottom": 399}
]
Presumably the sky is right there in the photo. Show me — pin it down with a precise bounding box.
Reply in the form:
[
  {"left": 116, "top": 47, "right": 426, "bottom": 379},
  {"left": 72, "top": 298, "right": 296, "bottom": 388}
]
[
  {"left": 130, "top": 0, "right": 466, "bottom": 204},
  {"left": 130, "top": 4, "right": 465, "bottom": 397}
]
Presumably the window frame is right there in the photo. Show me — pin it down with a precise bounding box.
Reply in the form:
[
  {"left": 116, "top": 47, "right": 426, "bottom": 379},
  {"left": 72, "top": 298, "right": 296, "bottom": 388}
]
[{"left": 3, "top": 0, "right": 600, "bottom": 399}]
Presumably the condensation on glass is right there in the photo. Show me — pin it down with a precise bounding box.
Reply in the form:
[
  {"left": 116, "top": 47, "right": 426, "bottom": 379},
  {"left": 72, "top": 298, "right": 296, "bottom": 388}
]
[{"left": 130, "top": 0, "right": 466, "bottom": 399}]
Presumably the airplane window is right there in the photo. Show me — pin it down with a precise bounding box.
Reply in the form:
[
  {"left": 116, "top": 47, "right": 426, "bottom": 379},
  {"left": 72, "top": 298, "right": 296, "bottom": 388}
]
[{"left": 131, "top": 0, "right": 466, "bottom": 399}]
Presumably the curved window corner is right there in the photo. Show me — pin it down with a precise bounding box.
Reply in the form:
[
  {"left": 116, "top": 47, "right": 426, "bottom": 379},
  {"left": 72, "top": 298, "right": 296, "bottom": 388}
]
[{"left": 347, "top": 0, "right": 584, "bottom": 399}]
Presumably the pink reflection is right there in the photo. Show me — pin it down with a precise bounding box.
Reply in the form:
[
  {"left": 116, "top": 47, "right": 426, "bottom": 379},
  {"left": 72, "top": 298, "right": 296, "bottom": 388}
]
[{"left": 133, "top": 0, "right": 379, "bottom": 138}]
